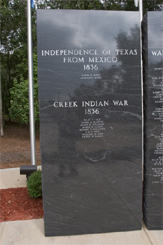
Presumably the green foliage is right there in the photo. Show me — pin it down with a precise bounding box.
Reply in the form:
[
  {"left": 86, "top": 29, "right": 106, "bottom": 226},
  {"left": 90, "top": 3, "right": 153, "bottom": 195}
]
[
  {"left": 35, "top": 0, "right": 103, "bottom": 10},
  {"left": 9, "top": 54, "right": 39, "bottom": 124},
  {"left": 9, "top": 78, "right": 29, "bottom": 124},
  {"left": 35, "top": 0, "right": 138, "bottom": 10},
  {"left": 9, "top": 78, "right": 39, "bottom": 124},
  {"left": 1, "top": 0, "right": 36, "bottom": 122},
  {"left": 143, "top": 0, "right": 163, "bottom": 14},
  {"left": 27, "top": 170, "right": 42, "bottom": 198}
]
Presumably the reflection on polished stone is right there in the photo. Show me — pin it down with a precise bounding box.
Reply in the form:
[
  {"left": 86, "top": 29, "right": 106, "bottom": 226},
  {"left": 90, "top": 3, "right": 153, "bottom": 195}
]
[
  {"left": 143, "top": 11, "right": 163, "bottom": 230},
  {"left": 37, "top": 10, "right": 142, "bottom": 236}
]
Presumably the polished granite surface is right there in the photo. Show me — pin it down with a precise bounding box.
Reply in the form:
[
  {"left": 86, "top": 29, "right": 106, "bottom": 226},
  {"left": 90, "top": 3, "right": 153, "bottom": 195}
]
[
  {"left": 37, "top": 10, "right": 142, "bottom": 236},
  {"left": 143, "top": 11, "right": 163, "bottom": 230}
]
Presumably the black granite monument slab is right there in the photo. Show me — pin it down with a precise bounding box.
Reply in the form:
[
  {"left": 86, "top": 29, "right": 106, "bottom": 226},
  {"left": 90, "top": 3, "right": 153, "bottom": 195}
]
[
  {"left": 37, "top": 10, "right": 142, "bottom": 236},
  {"left": 143, "top": 11, "right": 163, "bottom": 230}
]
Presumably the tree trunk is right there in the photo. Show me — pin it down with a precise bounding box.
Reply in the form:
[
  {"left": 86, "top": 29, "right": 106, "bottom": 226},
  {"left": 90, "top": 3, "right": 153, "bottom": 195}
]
[{"left": 0, "top": 63, "right": 4, "bottom": 137}]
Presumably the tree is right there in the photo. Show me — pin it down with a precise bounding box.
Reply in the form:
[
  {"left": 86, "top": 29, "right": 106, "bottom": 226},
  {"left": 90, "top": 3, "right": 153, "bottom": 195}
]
[
  {"left": 9, "top": 54, "right": 39, "bottom": 125},
  {"left": 35, "top": 0, "right": 104, "bottom": 9},
  {"left": 1, "top": 0, "right": 37, "bottom": 122},
  {"left": 1, "top": 0, "right": 27, "bottom": 120},
  {"left": 101, "top": 0, "right": 132, "bottom": 10},
  {"left": 0, "top": 58, "right": 4, "bottom": 136},
  {"left": 143, "top": 0, "right": 163, "bottom": 14}
]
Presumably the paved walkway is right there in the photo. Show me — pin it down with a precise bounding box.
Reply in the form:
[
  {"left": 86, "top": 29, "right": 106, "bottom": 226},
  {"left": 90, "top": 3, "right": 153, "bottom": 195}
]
[{"left": 0, "top": 168, "right": 163, "bottom": 245}]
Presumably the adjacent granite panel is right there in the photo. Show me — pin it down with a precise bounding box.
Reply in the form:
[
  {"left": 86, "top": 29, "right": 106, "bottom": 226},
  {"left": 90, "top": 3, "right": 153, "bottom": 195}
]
[
  {"left": 143, "top": 11, "right": 163, "bottom": 230},
  {"left": 37, "top": 10, "right": 142, "bottom": 236}
]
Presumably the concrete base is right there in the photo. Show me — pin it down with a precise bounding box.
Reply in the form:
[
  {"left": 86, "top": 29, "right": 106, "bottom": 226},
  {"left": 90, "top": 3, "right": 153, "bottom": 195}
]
[
  {"left": 0, "top": 167, "right": 41, "bottom": 189},
  {"left": 1, "top": 219, "right": 162, "bottom": 245},
  {"left": 0, "top": 168, "right": 27, "bottom": 189}
]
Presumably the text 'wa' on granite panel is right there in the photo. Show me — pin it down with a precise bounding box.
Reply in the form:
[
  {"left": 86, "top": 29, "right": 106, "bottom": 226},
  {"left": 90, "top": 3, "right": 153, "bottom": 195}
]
[{"left": 143, "top": 11, "right": 163, "bottom": 230}]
